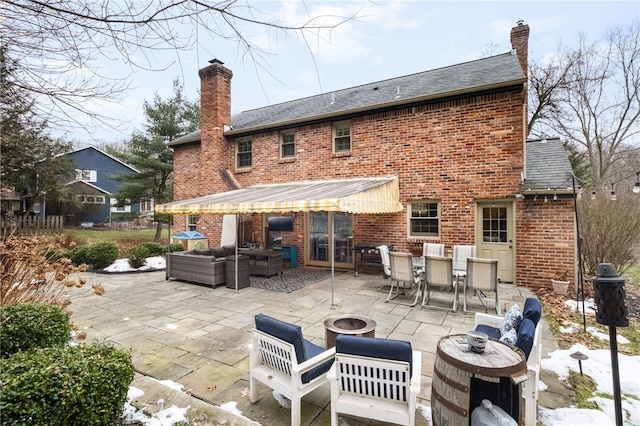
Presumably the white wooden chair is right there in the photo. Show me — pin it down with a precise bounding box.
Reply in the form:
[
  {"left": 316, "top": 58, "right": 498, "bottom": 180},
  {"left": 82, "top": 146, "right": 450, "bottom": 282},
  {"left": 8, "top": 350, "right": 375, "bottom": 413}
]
[
  {"left": 421, "top": 255, "right": 458, "bottom": 312},
  {"left": 473, "top": 298, "right": 542, "bottom": 426},
  {"left": 422, "top": 242, "right": 444, "bottom": 257},
  {"left": 327, "top": 335, "right": 422, "bottom": 426},
  {"left": 249, "top": 314, "right": 335, "bottom": 426},
  {"left": 464, "top": 257, "right": 500, "bottom": 315},
  {"left": 387, "top": 251, "right": 422, "bottom": 306}
]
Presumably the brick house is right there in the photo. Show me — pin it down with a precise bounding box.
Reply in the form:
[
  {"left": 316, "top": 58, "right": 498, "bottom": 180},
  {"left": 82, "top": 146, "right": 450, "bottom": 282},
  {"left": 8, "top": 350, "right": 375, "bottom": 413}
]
[{"left": 163, "top": 22, "right": 576, "bottom": 290}]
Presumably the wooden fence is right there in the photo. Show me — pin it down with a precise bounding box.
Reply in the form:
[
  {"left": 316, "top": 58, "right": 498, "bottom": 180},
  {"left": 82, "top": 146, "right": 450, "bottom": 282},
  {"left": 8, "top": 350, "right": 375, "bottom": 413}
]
[{"left": 1, "top": 215, "right": 64, "bottom": 236}]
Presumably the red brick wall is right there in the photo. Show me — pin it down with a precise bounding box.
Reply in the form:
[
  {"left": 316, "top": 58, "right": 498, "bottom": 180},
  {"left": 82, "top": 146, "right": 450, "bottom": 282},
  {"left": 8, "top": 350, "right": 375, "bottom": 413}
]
[{"left": 516, "top": 198, "right": 576, "bottom": 289}]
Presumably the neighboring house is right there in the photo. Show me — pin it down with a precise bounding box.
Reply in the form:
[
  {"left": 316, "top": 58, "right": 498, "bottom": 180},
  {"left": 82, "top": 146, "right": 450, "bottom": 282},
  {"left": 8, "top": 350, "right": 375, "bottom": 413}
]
[
  {"left": 165, "top": 22, "right": 575, "bottom": 289},
  {"left": 44, "top": 146, "right": 154, "bottom": 224},
  {"left": 0, "top": 187, "right": 22, "bottom": 216}
]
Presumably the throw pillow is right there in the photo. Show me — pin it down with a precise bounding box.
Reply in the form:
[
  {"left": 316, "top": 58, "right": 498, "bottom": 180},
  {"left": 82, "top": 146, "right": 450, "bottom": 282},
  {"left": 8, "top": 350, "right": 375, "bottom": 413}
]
[
  {"left": 499, "top": 328, "right": 518, "bottom": 345},
  {"left": 500, "top": 304, "right": 523, "bottom": 336}
]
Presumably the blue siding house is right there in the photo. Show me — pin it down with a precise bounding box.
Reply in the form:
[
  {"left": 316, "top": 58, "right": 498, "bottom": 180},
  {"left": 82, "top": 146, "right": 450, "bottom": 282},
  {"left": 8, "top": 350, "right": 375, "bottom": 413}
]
[{"left": 45, "top": 147, "right": 152, "bottom": 224}]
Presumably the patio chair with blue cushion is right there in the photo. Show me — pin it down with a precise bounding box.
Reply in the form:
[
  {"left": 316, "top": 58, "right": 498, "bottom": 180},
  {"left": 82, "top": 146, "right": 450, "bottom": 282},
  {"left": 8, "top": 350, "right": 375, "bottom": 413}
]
[
  {"left": 249, "top": 313, "right": 336, "bottom": 426},
  {"left": 473, "top": 298, "right": 542, "bottom": 426},
  {"left": 327, "top": 334, "right": 422, "bottom": 426}
]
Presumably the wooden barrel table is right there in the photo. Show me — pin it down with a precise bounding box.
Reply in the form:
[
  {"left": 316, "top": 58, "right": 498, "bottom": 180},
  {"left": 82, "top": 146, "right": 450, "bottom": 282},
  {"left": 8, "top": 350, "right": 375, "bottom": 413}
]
[{"left": 431, "top": 334, "right": 527, "bottom": 425}]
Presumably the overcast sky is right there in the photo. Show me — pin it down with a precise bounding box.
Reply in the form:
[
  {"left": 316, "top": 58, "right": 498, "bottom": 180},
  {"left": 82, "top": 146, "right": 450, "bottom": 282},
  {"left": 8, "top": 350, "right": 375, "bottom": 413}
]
[{"left": 64, "top": 0, "right": 639, "bottom": 145}]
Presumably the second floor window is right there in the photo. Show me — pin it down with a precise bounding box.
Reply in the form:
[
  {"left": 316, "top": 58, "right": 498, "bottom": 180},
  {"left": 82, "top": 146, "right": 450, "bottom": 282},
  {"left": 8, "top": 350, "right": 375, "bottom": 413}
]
[
  {"left": 237, "top": 140, "right": 252, "bottom": 168},
  {"left": 81, "top": 195, "right": 105, "bottom": 204},
  {"left": 76, "top": 169, "right": 97, "bottom": 182},
  {"left": 408, "top": 201, "right": 440, "bottom": 237},
  {"left": 281, "top": 132, "right": 295, "bottom": 158},
  {"left": 333, "top": 121, "right": 351, "bottom": 153}
]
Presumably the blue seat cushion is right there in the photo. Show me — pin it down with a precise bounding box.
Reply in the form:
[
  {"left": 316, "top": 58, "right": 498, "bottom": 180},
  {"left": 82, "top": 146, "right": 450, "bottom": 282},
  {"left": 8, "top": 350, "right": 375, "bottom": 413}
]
[
  {"left": 255, "top": 313, "right": 333, "bottom": 384},
  {"left": 516, "top": 318, "right": 536, "bottom": 360},
  {"left": 302, "top": 340, "right": 334, "bottom": 384},
  {"left": 335, "top": 335, "right": 413, "bottom": 377},
  {"left": 523, "top": 298, "right": 542, "bottom": 326},
  {"left": 474, "top": 324, "right": 501, "bottom": 340},
  {"left": 255, "top": 313, "right": 306, "bottom": 364}
]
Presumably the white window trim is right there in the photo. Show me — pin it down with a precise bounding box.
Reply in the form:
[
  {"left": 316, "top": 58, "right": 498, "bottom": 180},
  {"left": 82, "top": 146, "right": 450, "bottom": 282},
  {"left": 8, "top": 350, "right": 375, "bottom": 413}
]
[
  {"left": 280, "top": 131, "right": 295, "bottom": 159},
  {"left": 236, "top": 139, "right": 252, "bottom": 169},
  {"left": 76, "top": 169, "right": 97, "bottom": 182},
  {"left": 407, "top": 201, "right": 441, "bottom": 238},
  {"left": 333, "top": 120, "right": 351, "bottom": 153}
]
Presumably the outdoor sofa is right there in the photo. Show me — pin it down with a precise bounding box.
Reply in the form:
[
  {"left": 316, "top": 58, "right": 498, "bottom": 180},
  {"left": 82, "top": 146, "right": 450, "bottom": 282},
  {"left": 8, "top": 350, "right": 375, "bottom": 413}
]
[{"left": 166, "top": 245, "right": 235, "bottom": 287}]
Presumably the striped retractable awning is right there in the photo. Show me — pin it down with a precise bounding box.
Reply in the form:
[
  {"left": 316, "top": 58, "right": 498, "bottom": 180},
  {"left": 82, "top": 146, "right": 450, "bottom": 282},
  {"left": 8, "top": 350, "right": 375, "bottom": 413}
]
[{"left": 155, "top": 177, "right": 403, "bottom": 215}]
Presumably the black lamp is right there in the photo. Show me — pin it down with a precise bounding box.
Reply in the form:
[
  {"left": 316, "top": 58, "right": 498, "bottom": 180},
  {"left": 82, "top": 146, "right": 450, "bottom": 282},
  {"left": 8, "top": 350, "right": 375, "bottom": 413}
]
[{"left": 592, "top": 263, "right": 628, "bottom": 426}]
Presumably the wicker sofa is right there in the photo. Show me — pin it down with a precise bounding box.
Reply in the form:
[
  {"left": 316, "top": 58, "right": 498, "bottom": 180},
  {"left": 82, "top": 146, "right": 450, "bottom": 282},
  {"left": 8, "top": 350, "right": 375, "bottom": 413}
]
[{"left": 166, "top": 246, "right": 234, "bottom": 287}]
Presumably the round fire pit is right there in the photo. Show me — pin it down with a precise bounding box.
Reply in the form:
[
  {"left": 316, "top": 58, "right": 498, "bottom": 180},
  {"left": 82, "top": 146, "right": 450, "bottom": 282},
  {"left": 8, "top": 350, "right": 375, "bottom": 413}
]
[{"left": 324, "top": 314, "right": 377, "bottom": 349}]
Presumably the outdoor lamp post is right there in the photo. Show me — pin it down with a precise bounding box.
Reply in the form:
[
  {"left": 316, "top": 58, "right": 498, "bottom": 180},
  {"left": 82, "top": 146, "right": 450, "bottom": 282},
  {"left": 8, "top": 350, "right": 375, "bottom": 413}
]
[{"left": 592, "top": 263, "right": 629, "bottom": 426}]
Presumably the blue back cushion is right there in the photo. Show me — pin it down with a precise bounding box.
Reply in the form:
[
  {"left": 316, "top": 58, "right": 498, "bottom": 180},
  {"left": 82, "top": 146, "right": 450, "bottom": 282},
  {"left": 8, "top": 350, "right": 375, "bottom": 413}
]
[
  {"left": 335, "top": 335, "right": 413, "bottom": 376},
  {"left": 523, "top": 298, "right": 541, "bottom": 326},
  {"left": 255, "top": 313, "right": 306, "bottom": 364},
  {"left": 516, "top": 318, "right": 535, "bottom": 360}
]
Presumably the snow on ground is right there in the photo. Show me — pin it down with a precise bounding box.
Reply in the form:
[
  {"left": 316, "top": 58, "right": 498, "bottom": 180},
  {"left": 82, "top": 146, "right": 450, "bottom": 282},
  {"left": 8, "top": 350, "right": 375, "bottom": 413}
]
[{"left": 103, "top": 256, "right": 166, "bottom": 273}]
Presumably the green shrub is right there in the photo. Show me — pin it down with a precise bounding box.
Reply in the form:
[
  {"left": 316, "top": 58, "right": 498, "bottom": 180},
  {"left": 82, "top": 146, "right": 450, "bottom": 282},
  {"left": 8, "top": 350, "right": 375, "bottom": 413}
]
[
  {"left": 136, "top": 242, "right": 166, "bottom": 257},
  {"left": 127, "top": 245, "right": 149, "bottom": 269},
  {"left": 66, "top": 246, "right": 90, "bottom": 266},
  {"left": 0, "top": 343, "right": 134, "bottom": 425},
  {"left": 86, "top": 242, "right": 118, "bottom": 269},
  {"left": 168, "top": 243, "right": 185, "bottom": 253},
  {"left": 0, "top": 303, "right": 71, "bottom": 358},
  {"left": 40, "top": 246, "right": 66, "bottom": 262}
]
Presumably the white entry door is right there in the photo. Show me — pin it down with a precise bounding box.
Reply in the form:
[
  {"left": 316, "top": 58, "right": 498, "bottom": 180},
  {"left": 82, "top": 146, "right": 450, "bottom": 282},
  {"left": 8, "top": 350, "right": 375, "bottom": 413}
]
[{"left": 476, "top": 202, "right": 514, "bottom": 282}]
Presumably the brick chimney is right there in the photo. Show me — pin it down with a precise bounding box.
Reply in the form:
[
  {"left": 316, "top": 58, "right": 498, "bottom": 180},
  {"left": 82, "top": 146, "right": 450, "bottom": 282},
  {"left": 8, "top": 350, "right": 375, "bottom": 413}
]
[
  {"left": 510, "top": 20, "right": 530, "bottom": 77},
  {"left": 198, "top": 58, "right": 233, "bottom": 195}
]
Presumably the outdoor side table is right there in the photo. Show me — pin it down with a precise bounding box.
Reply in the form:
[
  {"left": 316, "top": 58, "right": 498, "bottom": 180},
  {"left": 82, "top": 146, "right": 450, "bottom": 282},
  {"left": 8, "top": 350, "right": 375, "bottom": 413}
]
[
  {"left": 432, "top": 334, "right": 527, "bottom": 426},
  {"left": 324, "top": 314, "right": 376, "bottom": 349}
]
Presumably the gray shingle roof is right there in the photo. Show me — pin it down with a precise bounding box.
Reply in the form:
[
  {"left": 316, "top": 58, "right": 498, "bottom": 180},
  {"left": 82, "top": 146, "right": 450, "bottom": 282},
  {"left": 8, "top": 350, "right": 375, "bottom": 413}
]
[
  {"left": 169, "top": 51, "right": 525, "bottom": 145},
  {"left": 523, "top": 138, "right": 574, "bottom": 193}
]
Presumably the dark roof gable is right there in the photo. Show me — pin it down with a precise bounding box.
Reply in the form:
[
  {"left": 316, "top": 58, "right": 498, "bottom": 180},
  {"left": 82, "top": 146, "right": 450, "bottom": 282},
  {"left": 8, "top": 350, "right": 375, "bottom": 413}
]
[
  {"left": 169, "top": 51, "right": 526, "bottom": 146},
  {"left": 523, "top": 138, "right": 574, "bottom": 194}
]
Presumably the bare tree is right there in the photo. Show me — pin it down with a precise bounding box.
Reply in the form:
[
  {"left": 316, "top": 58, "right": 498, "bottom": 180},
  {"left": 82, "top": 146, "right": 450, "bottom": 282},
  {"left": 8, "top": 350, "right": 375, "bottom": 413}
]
[
  {"left": 2, "top": 0, "right": 359, "bottom": 137},
  {"left": 528, "top": 20, "right": 640, "bottom": 185}
]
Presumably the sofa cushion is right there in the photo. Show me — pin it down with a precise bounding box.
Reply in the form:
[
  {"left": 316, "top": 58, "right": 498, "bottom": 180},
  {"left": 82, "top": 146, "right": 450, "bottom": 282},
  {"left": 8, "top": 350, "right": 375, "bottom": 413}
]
[
  {"left": 523, "top": 298, "right": 542, "bottom": 326},
  {"left": 211, "top": 247, "right": 226, "bottom": 258},
  {"left": 255, "top": 313, "right": 306, "bottom": 364},
  {"left": 516, "top": 318, "right": 536, "bottom": 360},
  {"left": 335, "top": 334, "right": 413, "bottom": 377},
  {"left": 223, "top": 244, "right": 236, "bottom": 256}
]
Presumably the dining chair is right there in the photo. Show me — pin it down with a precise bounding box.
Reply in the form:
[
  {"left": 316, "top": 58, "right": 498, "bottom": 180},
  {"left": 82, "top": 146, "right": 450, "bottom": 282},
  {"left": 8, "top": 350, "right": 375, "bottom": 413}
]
[
  {"left": 421, "top": 255, "right": 457, "bottom": 312},
  {"left": 452, "top": 244, "right": 476, "bottom": 287},
  {"left": 422, "top": 242, "right": 445, "bottom": 257},
  {"left": 464, "top": 257, "right": 500, "bottom": 315},
  {"left": 376, "top": 245, "right": 391, "bottom": 279},
  {"left": 387, "top": 251, "right": 422, "bottom": 306}
]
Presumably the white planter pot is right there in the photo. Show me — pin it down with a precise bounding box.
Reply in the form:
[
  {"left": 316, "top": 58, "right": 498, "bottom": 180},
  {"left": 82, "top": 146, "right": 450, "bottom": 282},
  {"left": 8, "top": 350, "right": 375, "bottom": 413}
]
[{"left": 551, "top": 279, "right": 570, "bottom": 295}]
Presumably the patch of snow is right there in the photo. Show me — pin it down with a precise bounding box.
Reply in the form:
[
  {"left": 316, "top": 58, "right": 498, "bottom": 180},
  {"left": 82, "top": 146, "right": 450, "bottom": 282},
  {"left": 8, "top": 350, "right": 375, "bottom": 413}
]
[
  {"left": 586, "top": 326, "right": 630, "bottom": 344},
  {"left": 272, "top": 391, "right": 291, "bottom": 408},
  {"left": 149, "top": 378, "right": 185, "bottom": 393},
  {"left": 417, "top": 404, "right": 433, "bottom": 425},
  {"left": 165, "top": 324, "right": 179, "bottom": 330},
  {"left": 564, "top": 298, "right": 596, "bottom": 315},
  {"left": 103, "top": 256, "right": 166, "bottom": 273}
]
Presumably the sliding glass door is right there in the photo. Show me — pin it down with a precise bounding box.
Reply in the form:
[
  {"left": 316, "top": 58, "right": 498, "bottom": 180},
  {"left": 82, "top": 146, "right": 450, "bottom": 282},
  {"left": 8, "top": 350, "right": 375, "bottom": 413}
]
[{"left": 307, "top": 212, "right": 354, "bottom": 268}]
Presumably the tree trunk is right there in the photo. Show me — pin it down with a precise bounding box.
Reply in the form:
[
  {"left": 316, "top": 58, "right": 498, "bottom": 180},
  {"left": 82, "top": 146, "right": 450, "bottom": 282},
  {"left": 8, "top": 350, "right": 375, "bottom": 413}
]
[{"left": 154, "top": 220, "right": 163, "bottom": 243}]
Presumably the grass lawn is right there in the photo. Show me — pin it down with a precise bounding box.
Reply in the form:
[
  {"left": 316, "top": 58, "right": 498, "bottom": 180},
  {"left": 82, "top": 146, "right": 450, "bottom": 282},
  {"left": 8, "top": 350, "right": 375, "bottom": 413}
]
[{"left": 62, "top": 226, "right": 172, "bottom": 256}]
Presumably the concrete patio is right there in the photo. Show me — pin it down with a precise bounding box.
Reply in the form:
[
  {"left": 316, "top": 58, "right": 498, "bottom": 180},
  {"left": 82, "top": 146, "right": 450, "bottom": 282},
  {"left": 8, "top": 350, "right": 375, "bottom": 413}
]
[{"left": 69, "top": 269, "right": 559, "bottom": 425}]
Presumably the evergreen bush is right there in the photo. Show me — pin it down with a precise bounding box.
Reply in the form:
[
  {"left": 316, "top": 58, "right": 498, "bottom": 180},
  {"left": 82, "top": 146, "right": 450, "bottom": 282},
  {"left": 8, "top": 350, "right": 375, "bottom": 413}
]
[
  {"left": 127, "top": 245, "right": 149, "bottom": 269},
  {"left": 0, "top": 343, "right": 134, "bottom": 425},
  {"left": 168, "top": 243, "right": 185, "bottom": 253},
  {"left": 137, "top": 242, "right": 166, "bottom": 257},
  {"left": 86, "top": 242, "right": 118, "bottom": 269},
  {"left": 0, "top": 303, "right": 71, "bottom": 358},
  {"left": 66, "top": 246, "right": 90, "bottom": 266}
]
